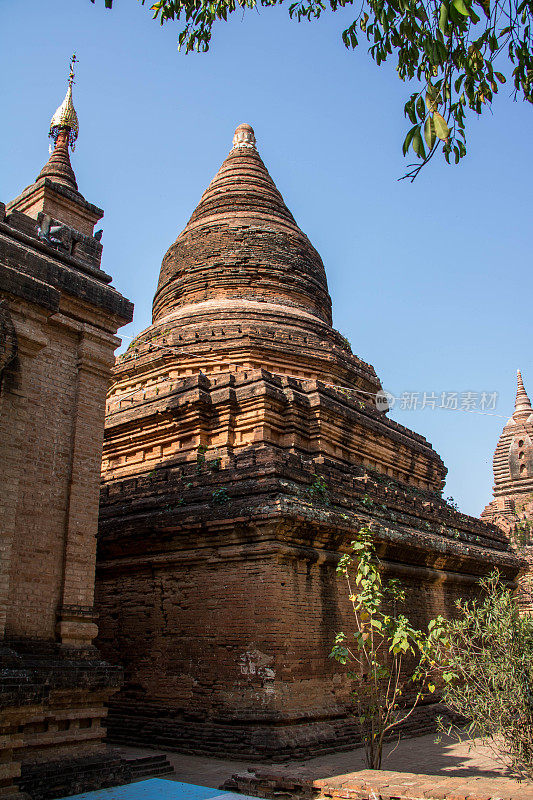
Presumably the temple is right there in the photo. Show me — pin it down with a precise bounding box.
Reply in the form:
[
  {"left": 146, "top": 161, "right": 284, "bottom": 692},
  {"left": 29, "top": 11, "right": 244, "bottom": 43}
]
[
  {"left": 482, "top": 370, "right": 533, "bottom": 609},
  {"left": 0, "top": 61, "right": 133, "bottom": 799},
  {"left": 96, "top": 124, "right": 520, "bottom": 758}
]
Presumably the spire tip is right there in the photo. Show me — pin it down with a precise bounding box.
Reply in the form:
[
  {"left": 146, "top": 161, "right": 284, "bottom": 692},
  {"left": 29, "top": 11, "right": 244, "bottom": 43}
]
[
  {"left": 68, "top": 53, "right": 78, "bottom": 89},
  {"left": 49, "top": 55, "right": 79, "bottom": 152},
  {"left": 514, "top": 369, "right": 532, "bottom": 420},
  {"left": 232, "top": 123, "right": 256, "bottom": 151}
]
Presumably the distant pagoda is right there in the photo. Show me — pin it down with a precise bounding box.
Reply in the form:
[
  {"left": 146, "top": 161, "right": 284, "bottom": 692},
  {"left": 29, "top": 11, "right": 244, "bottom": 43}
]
[{"left": 482, "top": 370, "right": 533, "bottom": 609}]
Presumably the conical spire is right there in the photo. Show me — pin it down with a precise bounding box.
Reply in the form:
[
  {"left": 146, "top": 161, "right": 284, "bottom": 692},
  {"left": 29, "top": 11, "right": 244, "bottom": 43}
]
[
  {"left": 36, "top": 55, "right": 79, "bottom": 191},
  {"left": 513, "top": 370, "right": 533, "bottom": 421},
  {"left": 7, "top": 55, "right": 104, "bottom": 237},
  {"left": 36, "top": 127, "right": 78, "bottom": 190},
  {"left": 183, "top": 123, "right": 300, "bottom": 235},
  {"left": 153, "top": 123, "right": 332, "bottom": 325}
]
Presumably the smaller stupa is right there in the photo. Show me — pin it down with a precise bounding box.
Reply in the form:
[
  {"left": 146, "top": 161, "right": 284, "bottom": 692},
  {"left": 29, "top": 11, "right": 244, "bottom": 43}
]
[{"left": 482, "top": 370, "right": 533, "bottom": 608}]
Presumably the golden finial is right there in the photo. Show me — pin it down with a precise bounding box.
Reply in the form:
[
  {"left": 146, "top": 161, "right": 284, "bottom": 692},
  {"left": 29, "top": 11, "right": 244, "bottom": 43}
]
[{"left": 49, "top": 54, "right": 79, "bottom": 152}]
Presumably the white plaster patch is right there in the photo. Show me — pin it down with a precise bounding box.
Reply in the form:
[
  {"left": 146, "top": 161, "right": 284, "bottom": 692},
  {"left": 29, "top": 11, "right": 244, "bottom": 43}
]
[{"left": 238, "top": 647, "right": 276, "bottom": 694}]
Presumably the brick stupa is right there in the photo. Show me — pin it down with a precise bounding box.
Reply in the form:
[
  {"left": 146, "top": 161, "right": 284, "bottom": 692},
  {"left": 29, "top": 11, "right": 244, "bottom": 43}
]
[
  {"left": 96, "top": 124, "right": 520, "bottom": 758},
  {"left": 482, "top": 370, "right": 533, "bottom": 609}
]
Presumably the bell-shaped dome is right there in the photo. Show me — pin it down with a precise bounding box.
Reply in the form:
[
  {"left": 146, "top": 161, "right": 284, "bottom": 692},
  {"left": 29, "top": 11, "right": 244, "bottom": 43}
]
[
  {"left": 152, "top": 124, "right": 332, "bottom": 326},
  {"left": 116, "top": 123, "right": 381, "bottom": 398}
]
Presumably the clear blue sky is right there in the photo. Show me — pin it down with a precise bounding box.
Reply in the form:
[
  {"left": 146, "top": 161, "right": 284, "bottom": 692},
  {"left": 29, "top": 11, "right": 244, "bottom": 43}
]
[{"left": 1, "top": 0, "right": 531, "bottom": 517}]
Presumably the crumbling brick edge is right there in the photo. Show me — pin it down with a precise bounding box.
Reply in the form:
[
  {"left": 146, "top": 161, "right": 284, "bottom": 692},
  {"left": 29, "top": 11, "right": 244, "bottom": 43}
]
[{"left": 221, "top": 767, "right": 533, "bottom": 800}]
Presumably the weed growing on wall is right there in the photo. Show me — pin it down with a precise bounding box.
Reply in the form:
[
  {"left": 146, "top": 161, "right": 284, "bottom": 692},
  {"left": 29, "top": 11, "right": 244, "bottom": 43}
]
[{"left": 330, "top": 527, "right": 447, "bottom": 769}]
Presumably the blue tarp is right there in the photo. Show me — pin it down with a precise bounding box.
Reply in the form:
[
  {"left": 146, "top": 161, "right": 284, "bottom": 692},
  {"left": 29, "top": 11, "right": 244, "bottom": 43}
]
[{"left": 64, "top": 780, "right": 262, "bottom": 800}]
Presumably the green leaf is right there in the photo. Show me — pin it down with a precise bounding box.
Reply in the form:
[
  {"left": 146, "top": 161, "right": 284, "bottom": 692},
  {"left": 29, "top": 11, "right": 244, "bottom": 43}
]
[
  {"left": 433, "top": 112, "right": 450, "bottom": 140},
  {"left": 424, "top": 116, "right": 436, "bottom": 148},
  {"left": 404, "top": 99, "right": 418, "bottom": 125},
  {"left": 452, "top": 0, "right": 470, "bottom": 14},
  {"left": 425, "top": 85, "right": 440, "bottom": 112},
  {"left": 438, "top": 2, "right": 449, "bottom": 33}
]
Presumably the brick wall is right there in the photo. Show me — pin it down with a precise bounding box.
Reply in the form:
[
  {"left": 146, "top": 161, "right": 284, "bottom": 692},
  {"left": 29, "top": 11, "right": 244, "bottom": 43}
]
[
  {"left": 0, "top": 197, "right": 132, "bottom": 799},
  {"left": 97, "top": 446, "right": 517, "bottom": 757}
]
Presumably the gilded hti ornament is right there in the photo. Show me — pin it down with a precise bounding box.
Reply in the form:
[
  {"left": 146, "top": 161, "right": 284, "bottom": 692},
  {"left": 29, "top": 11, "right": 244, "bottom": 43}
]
[{"left": 49, "top": 54, "right": 79, "bottom": 152}]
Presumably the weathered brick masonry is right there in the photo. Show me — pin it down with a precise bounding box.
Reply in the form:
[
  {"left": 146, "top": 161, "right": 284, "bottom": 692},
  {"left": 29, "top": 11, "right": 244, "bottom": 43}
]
[
  {"left": 96, "top": 124, "right": 520, "bottom": 759},
  {"left": 0, "top": 77, "right": 132, "bottom": 799}
]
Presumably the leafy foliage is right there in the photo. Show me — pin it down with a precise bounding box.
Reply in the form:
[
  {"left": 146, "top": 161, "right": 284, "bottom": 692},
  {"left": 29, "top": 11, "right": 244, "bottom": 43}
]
[
  {"left": 306, "top": 474, "right": 331, "bottom": 505},
  {"left": 330, "top": 528, "right": 446, "bottom": 768},
  {"left": 94, "top": 0, "right": 531, "bottom": 179},
  {"left": 196, "top": 443, "right": 208, "bottom": 471},
  {"left": 512, "top": 517, "right": 533, "bottom": 547},
  {"left": 433, "top": 571, "right": 533, "bottom": 779},
  {"left": 212, "top": 487, "right": 231, "bottom": 503}
]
